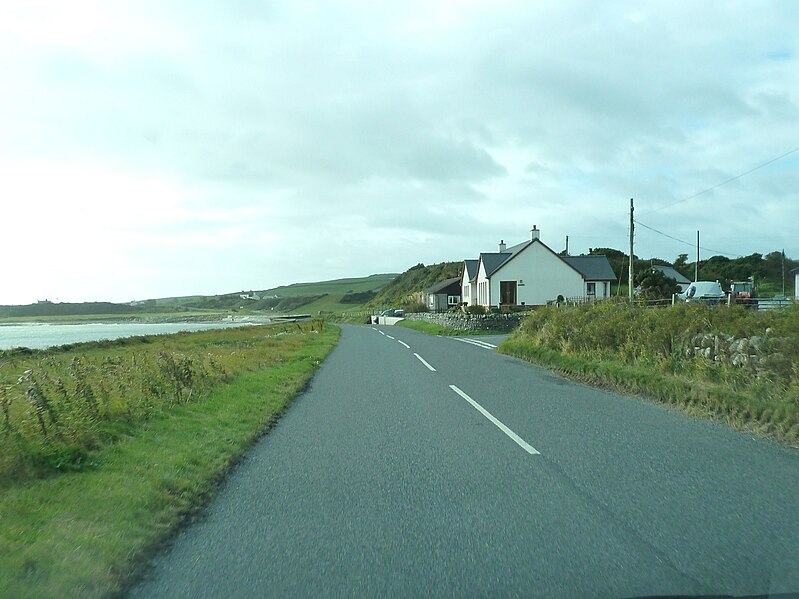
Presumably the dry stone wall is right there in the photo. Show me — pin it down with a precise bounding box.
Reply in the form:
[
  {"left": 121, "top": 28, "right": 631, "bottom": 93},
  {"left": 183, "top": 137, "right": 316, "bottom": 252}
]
[
  {"left": 688, "top": 330, "right": 789, "bottom": 373},
  {"left": 403, "top": 312, "right": 524, "bottom": 332}
]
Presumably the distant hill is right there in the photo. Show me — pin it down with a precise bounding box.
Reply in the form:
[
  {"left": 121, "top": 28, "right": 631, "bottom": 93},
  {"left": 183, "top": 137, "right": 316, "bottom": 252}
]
[
  {"left": 368, "top": 262, "right": 462, "bottom": 309},
  {"left": 154, "top": 273, "right": 399, "bottom": 315},
  {"left": 0, "top": 301, "right": 146, "bottom": 318}
]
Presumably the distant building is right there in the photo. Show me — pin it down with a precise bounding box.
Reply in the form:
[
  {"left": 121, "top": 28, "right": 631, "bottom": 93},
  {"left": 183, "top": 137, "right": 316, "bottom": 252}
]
[
  {"left": 426, "top": 277, "right": 461, "bottom": 312},
  {"left": 460, "top": 226, "right": 616, "bottom": 308}
]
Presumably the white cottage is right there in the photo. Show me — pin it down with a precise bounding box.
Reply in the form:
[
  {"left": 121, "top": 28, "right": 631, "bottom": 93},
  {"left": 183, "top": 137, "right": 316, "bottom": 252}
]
[{"left": 463, "top": 226, "right": 616, "bottom": 308}]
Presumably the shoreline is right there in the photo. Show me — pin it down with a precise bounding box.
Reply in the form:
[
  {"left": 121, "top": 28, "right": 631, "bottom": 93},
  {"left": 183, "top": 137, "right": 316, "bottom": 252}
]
[{"left": 0, "top": 314, "right": 279, "bottom": 326}]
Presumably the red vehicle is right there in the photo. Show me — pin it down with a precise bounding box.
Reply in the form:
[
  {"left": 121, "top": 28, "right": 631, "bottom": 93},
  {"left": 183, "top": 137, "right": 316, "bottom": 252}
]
[{"left": 730, "top": 281, "right": 756, "bottom": 306}]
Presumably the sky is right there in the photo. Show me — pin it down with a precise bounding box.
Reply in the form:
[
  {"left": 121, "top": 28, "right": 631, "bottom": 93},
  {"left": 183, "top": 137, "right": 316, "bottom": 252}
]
[{"left": 1, "top": 1, "right": 798, "bottom": 304}]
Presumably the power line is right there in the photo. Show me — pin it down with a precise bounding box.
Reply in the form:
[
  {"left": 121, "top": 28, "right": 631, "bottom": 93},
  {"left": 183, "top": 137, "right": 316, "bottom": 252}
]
[
  {"left": 642, "top": 144, "right": 799, "bottom": 215},
  {"left": 634, "top": 219, "right": 738, "bottom": 258}
]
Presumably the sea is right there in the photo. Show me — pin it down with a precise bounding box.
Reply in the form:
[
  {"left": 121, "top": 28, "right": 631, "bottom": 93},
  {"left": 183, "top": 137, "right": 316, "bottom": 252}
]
[{"left": 0, "top": 321, "right": 253, "bottom": 351}]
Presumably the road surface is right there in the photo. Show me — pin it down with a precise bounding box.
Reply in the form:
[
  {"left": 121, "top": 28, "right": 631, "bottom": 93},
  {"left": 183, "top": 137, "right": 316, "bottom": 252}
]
[{"left": 130, "top": 324, "right": 799, "bottom": 598}]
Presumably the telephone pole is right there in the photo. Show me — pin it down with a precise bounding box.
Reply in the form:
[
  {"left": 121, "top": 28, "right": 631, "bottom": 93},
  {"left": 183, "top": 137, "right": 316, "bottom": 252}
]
[
  {"left": 695, "top": 230, "right": 700, "bottom": 282},
  {"left": 629, "top": 198, "right": 634, "bottom": 301}
]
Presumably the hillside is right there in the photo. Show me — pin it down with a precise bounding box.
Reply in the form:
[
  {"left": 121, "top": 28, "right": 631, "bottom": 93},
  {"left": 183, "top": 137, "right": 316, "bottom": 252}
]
[
  {"left": 368, "top": 262, "right": 462, "bottom": 309},
  {"left": 154, "top": 273, "right": 399, "bottom": 314}
]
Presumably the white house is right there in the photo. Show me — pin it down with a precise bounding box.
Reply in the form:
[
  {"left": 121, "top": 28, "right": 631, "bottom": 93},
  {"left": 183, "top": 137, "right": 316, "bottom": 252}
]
[
  {"left": 463, "top": 226, "right": 616, "bottom": 308},
  {"left": 459, "top": 260, "right": 479, "bottom": 307},
  {"left": 792, "top": 267, "right": 799, "bottom": 300}
]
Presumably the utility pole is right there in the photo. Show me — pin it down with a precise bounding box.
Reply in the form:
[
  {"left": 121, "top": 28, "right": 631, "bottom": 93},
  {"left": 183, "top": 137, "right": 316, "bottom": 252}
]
[
  {"left": 629, "top": 198, "right": 634, "bottom": 301},
  {"left": 695, "top": 230, "right": 700, "bottom": 282},
  {"left": 782, "top": 248, "right": 786, "bottom": 297}
]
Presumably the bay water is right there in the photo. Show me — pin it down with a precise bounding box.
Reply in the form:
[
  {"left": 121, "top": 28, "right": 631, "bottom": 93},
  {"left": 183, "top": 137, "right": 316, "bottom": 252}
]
[{"left": 0, "top": 322, "right": 253, "bottom": 351}]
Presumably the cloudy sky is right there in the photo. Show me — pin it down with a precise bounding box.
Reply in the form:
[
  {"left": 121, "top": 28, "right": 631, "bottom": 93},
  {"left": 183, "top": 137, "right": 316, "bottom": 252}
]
[{"left": 2, "top": 1, "right": 798, "bottom": 304}]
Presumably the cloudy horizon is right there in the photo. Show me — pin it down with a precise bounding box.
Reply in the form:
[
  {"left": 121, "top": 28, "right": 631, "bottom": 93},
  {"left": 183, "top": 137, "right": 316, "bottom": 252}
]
[{"left": 2, "top": 1, "right": 798, "bottom": 304}]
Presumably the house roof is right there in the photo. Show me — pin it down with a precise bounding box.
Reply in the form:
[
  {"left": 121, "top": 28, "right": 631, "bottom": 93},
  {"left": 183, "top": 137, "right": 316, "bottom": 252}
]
[
  {"left": 562, "top": 255, "right": 616, "bottom": 281},
  {"left": 480, "top": 240, "right": 533, "bottom": 276},
  {"left": 426, "top": 277, "right": 461, "bottom": 294},
  {"left": 652, "top": 265, "right": 691, "bottom": 284},
  {"left": 463, "top": 259, "right": 479, "bottom": 282}
]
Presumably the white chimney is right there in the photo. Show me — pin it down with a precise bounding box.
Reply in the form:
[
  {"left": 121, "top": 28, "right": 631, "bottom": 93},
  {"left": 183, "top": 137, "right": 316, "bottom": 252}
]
[
  {"left": 531, "top": 225, "right": 540, "bottom": 241},
  {"left": 499, "top": 239, "right": 506, "bottom": 252}
]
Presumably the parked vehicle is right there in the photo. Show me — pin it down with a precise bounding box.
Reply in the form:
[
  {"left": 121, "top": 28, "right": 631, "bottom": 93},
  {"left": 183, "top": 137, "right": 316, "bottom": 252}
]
[
  {"left": 730, "top": 280, "right": 757, "bottom": 307},
  {"left": 677, "top": 281, "right": 726, "bottom": 305}
]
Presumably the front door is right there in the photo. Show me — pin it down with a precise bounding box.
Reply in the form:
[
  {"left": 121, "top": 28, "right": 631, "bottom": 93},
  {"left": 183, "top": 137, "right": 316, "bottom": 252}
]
[{"left": 500, "top": 281, "right": 517, "bottom": 305}]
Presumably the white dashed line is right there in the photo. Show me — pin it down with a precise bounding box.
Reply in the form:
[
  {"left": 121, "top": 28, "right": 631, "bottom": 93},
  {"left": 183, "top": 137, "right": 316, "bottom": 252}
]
[
  {"left": 378, "top": 331, "right": 386, "bottom": 336},
  {"left": 453, "top": 338, "right": 498, "bottom": 350},
  {"left": 449, "top": 385, "right": 540, "bottom": 456},
  {"left": 413, "top": 353, "right": 437, "bottom": 372},
  {"left": 386, "top": 335, "right": 395, "bottom": 340},
  {"left": 397, "top": 340, "right": 411, "bottom": 349}
]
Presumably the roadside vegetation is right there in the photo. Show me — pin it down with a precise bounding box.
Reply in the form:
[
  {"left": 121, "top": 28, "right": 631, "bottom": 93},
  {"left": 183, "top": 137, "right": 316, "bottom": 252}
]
[
  {"left": 500, "top": 300, "right": 799, "bottom": 445},
  {"left": 0, "top": 322, "right": 338, "bottom": 598}
]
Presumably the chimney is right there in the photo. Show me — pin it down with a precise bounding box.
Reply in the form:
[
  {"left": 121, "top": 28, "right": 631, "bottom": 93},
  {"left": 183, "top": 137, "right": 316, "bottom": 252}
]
[
  {"left": 499, "top": 239, "right": 506, "bottom": 252},
  {"left": 531, "top": 225, "right": 540, "bottom": 241}
]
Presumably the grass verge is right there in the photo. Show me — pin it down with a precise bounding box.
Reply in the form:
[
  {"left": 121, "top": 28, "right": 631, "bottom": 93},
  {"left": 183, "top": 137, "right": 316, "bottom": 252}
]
[
  {"left": 0, "top": 325, "right": 339, "bottom": 598},
  {"left": 394, "top": 319, "right": 501, "bottom": 336}
]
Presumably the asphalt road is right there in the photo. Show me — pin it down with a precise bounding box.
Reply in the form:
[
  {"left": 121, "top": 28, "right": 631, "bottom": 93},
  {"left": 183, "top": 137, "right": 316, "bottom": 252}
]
[{"left": 130, "top": 324, "right": 799, "bottom": 598}]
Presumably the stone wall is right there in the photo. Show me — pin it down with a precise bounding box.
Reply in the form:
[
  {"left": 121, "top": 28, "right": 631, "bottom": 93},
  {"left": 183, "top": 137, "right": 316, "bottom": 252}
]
[
  {"left": 403, "top": 312, "right": 525, "bottom": 332},
  {"left": 688, "top": 331, "right": 789, "bottom": 373}
]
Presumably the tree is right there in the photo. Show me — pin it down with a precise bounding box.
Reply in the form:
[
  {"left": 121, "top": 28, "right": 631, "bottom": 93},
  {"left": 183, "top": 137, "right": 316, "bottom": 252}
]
[{"left": 636, "top": 268, "right": 680, "bottom": 300}]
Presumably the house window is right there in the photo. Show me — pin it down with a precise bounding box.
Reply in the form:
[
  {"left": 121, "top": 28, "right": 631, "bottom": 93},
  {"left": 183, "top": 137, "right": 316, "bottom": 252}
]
[
  {"left": 447, "top": 295, "right": 459, "bottom": 306},
  {"left": 586, "top": 282, "right": 596, "bottom": 297}
]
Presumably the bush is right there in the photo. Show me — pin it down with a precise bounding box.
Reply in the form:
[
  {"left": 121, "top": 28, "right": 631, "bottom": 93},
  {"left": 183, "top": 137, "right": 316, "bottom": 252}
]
[
  {"left": 402, "top": 301, "right": 428, "bottom": 313},
  {"left": 466, "top": 305, "right": 487, "bottom": 315}
]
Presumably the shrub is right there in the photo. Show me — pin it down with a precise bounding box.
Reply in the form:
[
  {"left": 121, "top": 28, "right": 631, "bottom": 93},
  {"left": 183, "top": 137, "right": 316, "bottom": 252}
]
[
  {"left": 466, "top": 305, "right": 487, "bottom": 315},
  {"left": 402, "top": 301, "right": 428, "bottom": 313}
]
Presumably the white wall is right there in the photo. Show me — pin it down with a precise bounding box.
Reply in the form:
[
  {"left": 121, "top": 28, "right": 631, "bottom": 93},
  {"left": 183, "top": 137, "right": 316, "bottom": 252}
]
[
  {"left": 489, "top": 242, "right": 584, "bottom": 306},
  {"left": 475, "top": 260, "right": 490, "bottom": 306},
  {"left": 460, "top": 268, "right": 471, "bottom": 304}
]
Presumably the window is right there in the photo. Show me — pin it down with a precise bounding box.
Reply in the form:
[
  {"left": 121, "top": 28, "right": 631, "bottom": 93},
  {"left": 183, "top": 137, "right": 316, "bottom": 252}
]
[
  {"left": 447, "top": 295, "right": 459, "bottom": 306},
  {"left": 586, "top": 282, "right": 596, "bottom": 296}
]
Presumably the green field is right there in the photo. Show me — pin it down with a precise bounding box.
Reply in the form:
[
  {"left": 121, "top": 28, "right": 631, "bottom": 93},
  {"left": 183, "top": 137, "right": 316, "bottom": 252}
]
[{"left": 0, "top": 323, "right": 339, "bottom": 598}]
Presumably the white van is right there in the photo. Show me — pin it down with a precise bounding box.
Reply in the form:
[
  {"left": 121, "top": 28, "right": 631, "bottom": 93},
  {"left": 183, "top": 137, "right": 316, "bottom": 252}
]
[{"left": 677, "top": 281, "right": 726, "bottom": 305}]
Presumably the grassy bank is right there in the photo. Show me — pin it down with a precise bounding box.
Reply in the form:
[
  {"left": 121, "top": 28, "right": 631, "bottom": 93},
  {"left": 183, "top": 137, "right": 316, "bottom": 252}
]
[
  {"left": 0, "top": 323, "right": 339, "bottom": 598},
  {"left": 500, "top": 301, "right": 799, "bottom": 446}
]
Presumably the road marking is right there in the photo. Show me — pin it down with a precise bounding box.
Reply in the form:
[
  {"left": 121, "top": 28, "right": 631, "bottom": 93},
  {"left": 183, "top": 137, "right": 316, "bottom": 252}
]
[
  {"left": 453, "top": 338, "right": 498, "bottom": 350},
  {"left": 371, "top": 327, "right": 378, "bottom": 331},
  {"left": 386, "top": 335, "right": 395, "bottom": 340},
  {"left": 449, "top": 385, "right": 540, "bottom": 455},
  {"left": 397, "top": 340, "right": 411, "bottom": 349},
  {"left": 378, "top": 331, "right": 386, "bottom": 336},
  {"left": 414, "top": 353, "right": 437, "bottom": 372}
]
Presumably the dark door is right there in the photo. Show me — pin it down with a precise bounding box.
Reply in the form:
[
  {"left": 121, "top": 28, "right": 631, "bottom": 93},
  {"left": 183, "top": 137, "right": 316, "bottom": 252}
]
[{"left": 500, "top": 281, "right": 517, "bottom": 305}]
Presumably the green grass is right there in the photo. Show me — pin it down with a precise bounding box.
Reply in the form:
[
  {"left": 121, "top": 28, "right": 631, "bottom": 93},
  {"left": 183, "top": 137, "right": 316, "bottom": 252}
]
[
  {"left": 0, "top": 324, "right": 339, "bottom": 598},
  {"left": 499, "top": 301, "right": 799, "bottom": 446},
  {"left": 394, "top": 319, "right": 500, "bottom": 336}
]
